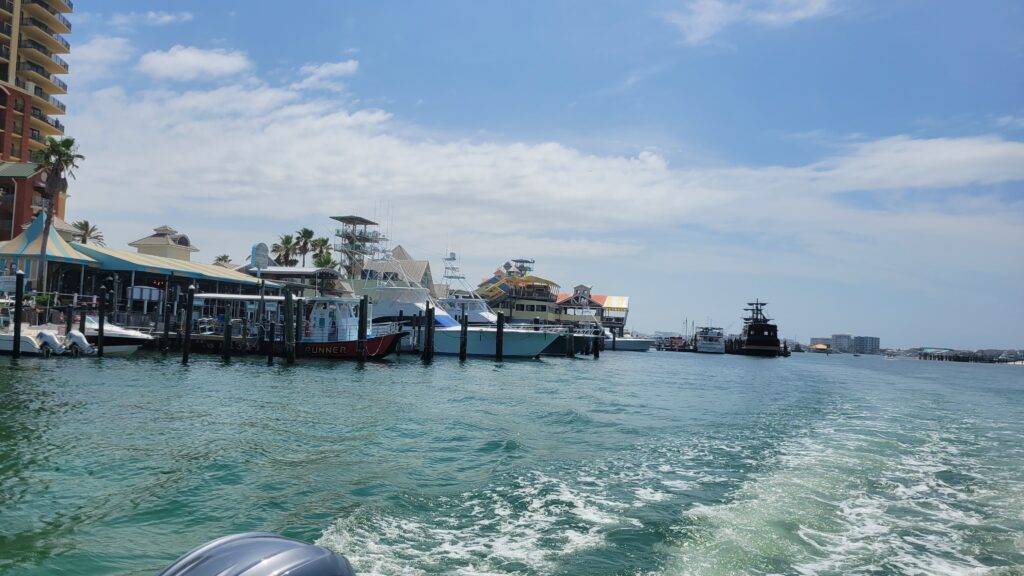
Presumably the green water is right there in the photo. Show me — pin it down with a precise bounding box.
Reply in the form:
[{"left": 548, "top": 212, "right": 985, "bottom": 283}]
[{"left": 1, "top": 352, "right": 1022, "bottom": 575}]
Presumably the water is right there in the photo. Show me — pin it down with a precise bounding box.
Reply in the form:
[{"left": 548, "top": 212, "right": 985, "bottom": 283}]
[{"left": 1, "top": 352, "right": 1022, "bottom": 575}]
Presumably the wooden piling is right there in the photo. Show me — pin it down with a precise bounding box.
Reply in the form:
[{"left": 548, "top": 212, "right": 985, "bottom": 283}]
[
  {"left": 495, "top": 312, "right": 504, "bottom": 362},
  {"left": 357, "top": 295, "right": 368, "bottom": 362},
  {"left": 161, "top": 278, "right": 172, "bottom": 352},
  {"left": 12, "top": 270, "right": 23, "bottom": 358},
  {"left": 413, "top": 311, "right": 422, "bottom": 352},
  {"left": 284, "top": 290, "right": 296, "bottom": 365},
  {"left": 266, "top": 321, "right": 275, "bottom": 366},
  {"left": 294, "top": 299, "right": 303, "bottom": 352},
  {"left": 78, "top": 308, "right": 86, "bottom": 334},
  {"left": 565, "top": 326, "right": 575, "bottom": 357},
  {"left": 181, "top": 285, "right": 195, "bottom": 364},
  {"left": 459, "top": 303, "right": 468, "bottom": 361},
  {"left": 396, "top": 309, "right": 404, "bottom": 356},
  {"left": 64, "top": 304, "right": 73, "bottom": 335},
  {"left": 612, "top": 330, "right": 617, "bottom": 351},
  {"left": 421, "top": 306, "right": 434, "bottom": 363},
  {"left": 97, "top": 285, "right": 107, "bottom": 358},
  {"left": 593, "top": 332, "right": 600, "bottom": 359},
  {"left": 222, "top": 315, "right": 233, "bottom": 361}
]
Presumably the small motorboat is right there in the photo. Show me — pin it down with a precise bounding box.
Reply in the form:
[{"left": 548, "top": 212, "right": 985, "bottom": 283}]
[
  {"left": 0, "top": 298, "right": 92, "bottom": 356},
  {"left": 82, "top": 316, "right": 154, "bottom": 355}
]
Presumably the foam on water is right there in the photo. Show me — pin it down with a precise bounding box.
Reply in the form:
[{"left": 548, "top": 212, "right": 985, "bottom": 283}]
[{"left": 654, "top": 400, "right": 1024, "bottom": 576}]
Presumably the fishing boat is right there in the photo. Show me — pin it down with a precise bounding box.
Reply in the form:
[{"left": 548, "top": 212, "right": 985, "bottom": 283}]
[
  {"left": 694, "top": 326, "right": 726, "bottom": 354},
  {"left": 436, "top": 251, "right": 499, "bottom": 325},
  {"left": 335, "top": 221, "right": 560, "bottom": 358},
  {"left": 734, "top": 300, "right": 781, "bottom": 357},
  {"left": 298, "top": 297, "right": 403, "bottom": 359}
]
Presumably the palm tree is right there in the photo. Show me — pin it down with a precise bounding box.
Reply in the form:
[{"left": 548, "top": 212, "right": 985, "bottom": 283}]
[
  {"left": 71, "top": 219, "right": 104, "bottom": 245},
  {"left": 37, "top": 137, "right": 84, "bottom": 290},
  {"left": 313, "top": 251, "right": 338, "bottom": 269},
  {"left": 213, "top": 254, "right": 232, "bottom": 266},
  {"left": 271, "top": 234, "right": 298, "bottom": 266},
  {"left": 295, "top": 227, "right": 315, "bottom": 267},
  {"left": 310, "top": 237, "right": 331, "bottom": 259}
]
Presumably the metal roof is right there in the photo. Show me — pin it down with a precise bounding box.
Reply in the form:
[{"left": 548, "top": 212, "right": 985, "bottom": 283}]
[
  {"left": 0, "top": 162, "right": 42, "bottom": 178},
  {"left": 330, "top": 215, "right": 378, "bottom": 225},
  {"left": 72, "top": 243, "right": 277, "bottom": 286}
]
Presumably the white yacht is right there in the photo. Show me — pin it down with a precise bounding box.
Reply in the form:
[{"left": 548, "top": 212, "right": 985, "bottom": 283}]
[
  {"left": 331, "top": 217, "right": 562, "bottom": 358},
  {"left": 695, "top": 326, "right": 726, "bottom": 354},
  {"left": 603, "top": 328, "right": 654, "bottom": 352}
]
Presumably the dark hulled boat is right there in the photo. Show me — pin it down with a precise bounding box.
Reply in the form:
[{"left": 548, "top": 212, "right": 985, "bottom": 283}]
[{"left": 736, "top": 300, "right": 781, "bottom": 357}]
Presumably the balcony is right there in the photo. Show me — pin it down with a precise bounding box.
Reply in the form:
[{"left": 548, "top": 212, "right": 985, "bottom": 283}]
[
  {"left": 20, "top": 18, "right": 70, "bottom": 54},
  {"left": 0, "top": 0, "right": 11, "bottom": 15},
  {"left": 19, "top": 39, "right": 69, "bottom": 74},
  {"left": 24, "top": 0, "right": 72, "bottom": 33},
  {"left": 0, "top": 21, "right": 11, "bottom": 38},
  {"left": 50, "top": 0, "right": 72, "bottom": 12},
  {"left": 0, "top": 44, "right": 8, "bottom": 62},
  {"left": 19, "top": 60, "right": 67, "bottom": 95},
  {"left": 30, "top": 106, "right": 63, "bottom": 134}
]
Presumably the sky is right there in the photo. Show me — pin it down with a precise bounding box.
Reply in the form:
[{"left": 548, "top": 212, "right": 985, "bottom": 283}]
[{"left": 60, "top": 1, "right": 1024, "bottom": 349}]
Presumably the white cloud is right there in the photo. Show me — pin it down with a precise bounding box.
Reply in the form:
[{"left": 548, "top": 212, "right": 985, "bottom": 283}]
[
  {"left": 66, "top": 36, "right": 133, "bottom": 85},
  {"left": 60, "top": 54, "right": 1024, "bottom": 343},
  {"left": 291, "top": 60, "right": 360, "bottom": 92},
  {"left": 996, "top": 115, "right": 1024, "bottom": 130},
  {"left": 664, "top": 0, "right": 838, "bottom": 45},
  {"left": 137, "top": 46, "right": 252, "bottom": 81},
  {"left": 110, "top": 11, "right": 193, "bottom": 29}
]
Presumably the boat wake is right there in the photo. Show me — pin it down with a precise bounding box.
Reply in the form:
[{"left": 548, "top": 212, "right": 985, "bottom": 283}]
[{"left": 653, "top": 405, "right": 1024, "bottom": 576}]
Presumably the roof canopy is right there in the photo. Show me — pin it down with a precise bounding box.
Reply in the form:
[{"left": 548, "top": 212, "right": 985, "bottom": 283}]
[
  {"left": 0, "top": 162, "right": 42, "bottom": 179},
  {"left": 72, "top": 242, "right": 274, "bottom": 286},
  {"left": 331, "top": 215, "right": 377, "bottom": 225},
  {"left": 0, "top": 213, "right": 95, "bottom": 265}
]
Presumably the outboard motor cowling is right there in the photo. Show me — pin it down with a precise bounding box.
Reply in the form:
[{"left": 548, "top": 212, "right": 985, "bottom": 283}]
[
  {"left": 158, "top": 532, "right": 356, "bottom": 576},
  {"left": 65, "top": 330, "right": 94, "bottom": 356},
  {"left": 35, "top": 330, "right": 67, "bottom": 356}
]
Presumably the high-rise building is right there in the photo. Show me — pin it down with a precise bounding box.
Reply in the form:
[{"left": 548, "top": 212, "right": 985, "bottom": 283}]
[
  {"left": 0, "top": 0, "right": 71, "bottom": 241},
  {"left": 853, "top": 336, "right": 881, "bottom": 355},
  {"left": 1, "top": 0, "right": 71, "bottom": 162},
  {"left": 831, "top": 334, "right": 853, "bottom": 353}
]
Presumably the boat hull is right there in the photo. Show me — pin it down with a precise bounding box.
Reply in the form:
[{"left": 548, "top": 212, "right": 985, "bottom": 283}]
[
  {"left": 695, "top": 342, "right": 725, "bottom": 354},
  {"left": 434, "top": 327, "right": 558, "bottom": 358},
  {"left": 298, "top": 332, "right": 403, "bottom": 360},
  {"left": 605, "top": 338, "right": 653, "bottom": 352},
  {"left": 0, "top": 334, "right": 45, "bottom": 355}
]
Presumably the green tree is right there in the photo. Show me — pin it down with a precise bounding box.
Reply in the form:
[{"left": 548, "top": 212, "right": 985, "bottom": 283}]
[
  {"left": 71, "top": 219, "right": 104, "bottom": 245},
  {"left": 295, "top": 227, "right": 315, "bottom": 267},
  {"left": 310, "top": 237, "right": 331, "bottom": 258},
  {"left": 213, "top": 254, "right": 232, "bottom": 266},
  {"left": 38, "top": 137, "right": 84, "bottom": 290},
  {"left": 312, "top": 251, "right": 338, "bottom": 269},
  {"left": 271, "top": 234, "right": 298, "bottom": 266}
]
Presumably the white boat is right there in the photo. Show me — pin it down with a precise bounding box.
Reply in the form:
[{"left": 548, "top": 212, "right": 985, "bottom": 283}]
[
  {"left": 695, "top": 326, "right": 725, "bottom": 354},
  {"left": 603, "top": 328, "right": 654, "bottom": 352},
  {"left": 0, "top": 298, "right": 87, "bottom": 356},
  {"left": 81, "top": 316, "right": 154, "bottom": 355}
]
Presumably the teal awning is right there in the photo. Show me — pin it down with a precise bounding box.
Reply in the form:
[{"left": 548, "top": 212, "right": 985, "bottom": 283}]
[
  {"left": 0, "top": 213, "right": 95, "bottom": 266},
  {"left": 71, "top": 242, "right": 277, "bottom": 287}
]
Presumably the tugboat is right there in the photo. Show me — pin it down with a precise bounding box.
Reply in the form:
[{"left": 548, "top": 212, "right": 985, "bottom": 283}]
[{"left": 736, "top": 300, "right": 781, "bottom": 357}]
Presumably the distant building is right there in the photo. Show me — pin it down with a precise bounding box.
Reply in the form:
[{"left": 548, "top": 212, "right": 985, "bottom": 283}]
[
  {"left": 853, "top": 336, "right": 881, "bottom": 355},
  {"left": 810, "top": 337, "right": 831, "bottom": 347},
  {"left": 831, "top": 334, "right": 853, "bottom": 353},
  {"left": 360, "top": 245, "right": 436, "bottom": 295},
  {"left": 129, "top": 225, "right": 199, "bottom": 261}
]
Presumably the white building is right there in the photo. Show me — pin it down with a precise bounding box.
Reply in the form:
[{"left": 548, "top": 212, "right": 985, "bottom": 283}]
[{"left": 831, "top": 334, "right": 853, "bottom": 353}]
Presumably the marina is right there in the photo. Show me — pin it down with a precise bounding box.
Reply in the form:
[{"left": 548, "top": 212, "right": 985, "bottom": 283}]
[{"left": 0, "top": 1, "right": 1021, "bottom": 575}]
